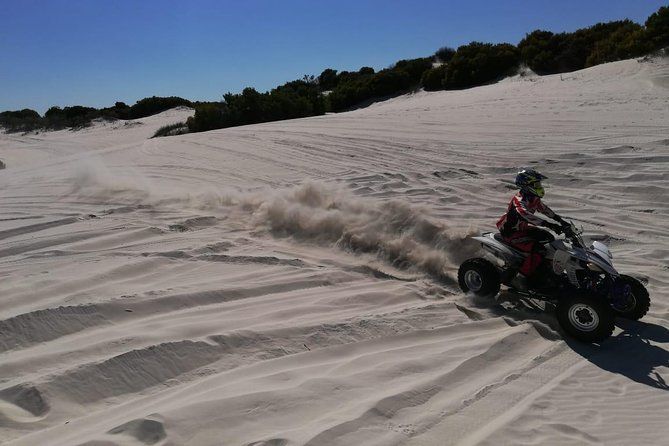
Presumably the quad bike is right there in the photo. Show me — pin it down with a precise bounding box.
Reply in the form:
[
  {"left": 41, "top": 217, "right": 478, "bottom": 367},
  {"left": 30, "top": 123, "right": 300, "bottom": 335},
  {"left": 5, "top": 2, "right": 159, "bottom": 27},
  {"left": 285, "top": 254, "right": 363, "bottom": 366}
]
[{"left": 458, "top": 220, "right": 650, "bottom": 342}]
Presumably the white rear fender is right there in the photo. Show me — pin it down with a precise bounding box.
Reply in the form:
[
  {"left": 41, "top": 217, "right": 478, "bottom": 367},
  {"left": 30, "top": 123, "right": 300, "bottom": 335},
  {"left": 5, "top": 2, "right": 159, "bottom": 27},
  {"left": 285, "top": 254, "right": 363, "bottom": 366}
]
[{"left": 473, "top": 234, "right": 525, "bottom": 263}]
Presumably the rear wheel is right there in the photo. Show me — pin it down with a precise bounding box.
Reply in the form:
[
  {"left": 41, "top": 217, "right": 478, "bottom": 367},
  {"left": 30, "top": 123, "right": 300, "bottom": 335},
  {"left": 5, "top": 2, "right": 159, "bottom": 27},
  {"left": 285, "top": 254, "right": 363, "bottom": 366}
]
[
  {"left": 611, "top": 275, "right": 650, "bottom": 320},
  {"left": 458, "top": 258, "right": 501, "bottom": 297},
  {"left": 557, "top": 294, "right": 614, "bottom": 342}
]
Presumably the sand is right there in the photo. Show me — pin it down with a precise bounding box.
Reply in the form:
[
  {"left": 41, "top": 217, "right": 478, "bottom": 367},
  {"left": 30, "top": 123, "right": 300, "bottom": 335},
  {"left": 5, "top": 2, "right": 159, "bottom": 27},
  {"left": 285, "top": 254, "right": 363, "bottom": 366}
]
[{"left": 0, "top": 57, "right": 668, "bottom": 446}]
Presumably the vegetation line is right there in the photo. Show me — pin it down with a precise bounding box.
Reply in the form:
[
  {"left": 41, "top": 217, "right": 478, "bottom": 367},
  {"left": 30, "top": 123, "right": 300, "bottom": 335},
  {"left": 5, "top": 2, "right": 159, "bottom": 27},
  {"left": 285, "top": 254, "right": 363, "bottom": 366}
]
[{"left": 1, "top": 6, "right": 667, "bottom": 137}]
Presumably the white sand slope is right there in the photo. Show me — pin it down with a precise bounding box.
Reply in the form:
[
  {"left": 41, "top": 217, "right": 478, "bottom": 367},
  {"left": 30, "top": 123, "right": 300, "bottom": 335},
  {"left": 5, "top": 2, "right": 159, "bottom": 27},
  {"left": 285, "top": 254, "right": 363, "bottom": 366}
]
[{"left": 0, "top": 58, "right": 668, "bottom": 446}]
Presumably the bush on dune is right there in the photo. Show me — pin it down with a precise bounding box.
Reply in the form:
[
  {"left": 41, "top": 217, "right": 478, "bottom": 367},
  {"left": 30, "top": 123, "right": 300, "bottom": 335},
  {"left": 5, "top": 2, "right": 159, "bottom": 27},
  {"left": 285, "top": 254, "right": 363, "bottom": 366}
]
[
  {"left": 327, "top": 70, "right": 374, "bottom": 111},
  {"left": 586, "top": 22, "right": 652, "bottom": 67},
  {"left": 0, "top": 97, "right": 193, "bottom": 134},
  {"left": 393, "top": 57, "right": 433, "bottom": 84},
  {"left": 519, "top": 6, "right": 669, "bottom": 75},
  {"left": 44, "top": 105, "right": 100, "bottom": 130},
  {"left": 127, "top": 96, "right": 192, "bottom": 119},
  {"left": 318, "top": 68, "right": 339, "bottom": 90},
  {"left": 368, "top": 69, "right": 412, "bottom": 96},
  {"left": 186, "top": 77, "right": 325, "bottom": 132},
  {"left": 186, "top": 103, "right": 227, "bottom": 133},
  {"left": 45, "top": 101, "right": 174, "bottom": 130},
  {"left": 0, "top": 109, "right": 42, "bottom": 133},
  {"left": 328, "top": 58, "right": 431, "bottom": 112},
  {"left": 0, "top": 106, "right": 105, "bottom": 133},
  {"left": 152, "top": 122, "right": 189, "bottom": 138},
  {"left": 444, "top": 42, "right": 520, "bottom": 89},
  {"left": 272, "top": 77, "right": 325, "bottom": 116},
  {"left": 327, "top": 80, "right": 363, "bottom": 112},
  {"left": 517, "top": 30, "right": 563, "bottom": 74},
  {"left": 646, "top": 6, "right": 669, "bottom": 49},
  {"left": 435, "top": 46, "right": 456, "bottom": 63},
  {"left": 556, "top": 21, "right": 635, "bottom": 72},
  {"left": 421, "top": 65, "right": 448, "bottom": 91},
  {"left": 326, "top": 4, "right": 669, "bottom": 100},
  {"left": 100, "top": 101, "right": 131, "bottom": 120},
  {"left": 420, "top": 47, "right": 454, "bottom": 91}
]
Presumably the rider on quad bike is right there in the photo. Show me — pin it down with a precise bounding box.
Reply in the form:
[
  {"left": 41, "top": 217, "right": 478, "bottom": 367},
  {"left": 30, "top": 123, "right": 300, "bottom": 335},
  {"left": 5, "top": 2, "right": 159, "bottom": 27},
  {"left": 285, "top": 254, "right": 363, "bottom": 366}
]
[
  {"left": 496, "top": 168, "right": 564, "bottom": 289},
  {"left": 458, "top": 169, "right": 651, "bottom": 342}
]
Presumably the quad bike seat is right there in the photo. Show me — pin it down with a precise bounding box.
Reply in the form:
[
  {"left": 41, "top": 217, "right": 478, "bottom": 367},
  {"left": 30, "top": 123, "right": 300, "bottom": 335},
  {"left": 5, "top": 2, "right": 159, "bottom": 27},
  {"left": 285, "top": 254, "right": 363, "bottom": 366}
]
[{"left": 493, "top": 232, "right": 529, "bottom": 257}]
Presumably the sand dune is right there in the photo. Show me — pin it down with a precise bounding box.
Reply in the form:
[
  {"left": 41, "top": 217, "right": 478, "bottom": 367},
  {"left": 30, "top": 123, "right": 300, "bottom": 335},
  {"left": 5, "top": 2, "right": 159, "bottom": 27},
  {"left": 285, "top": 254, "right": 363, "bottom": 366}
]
[{"left": 1, "top": 58, "right": 668, "bottom": 445}]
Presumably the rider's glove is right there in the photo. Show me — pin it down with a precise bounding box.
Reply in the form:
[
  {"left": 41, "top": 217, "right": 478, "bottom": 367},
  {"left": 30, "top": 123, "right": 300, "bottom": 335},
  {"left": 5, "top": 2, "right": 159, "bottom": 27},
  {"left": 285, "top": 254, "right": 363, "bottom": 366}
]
[{"left": 544, "top": 222, "right": 563, "bottom": 234}]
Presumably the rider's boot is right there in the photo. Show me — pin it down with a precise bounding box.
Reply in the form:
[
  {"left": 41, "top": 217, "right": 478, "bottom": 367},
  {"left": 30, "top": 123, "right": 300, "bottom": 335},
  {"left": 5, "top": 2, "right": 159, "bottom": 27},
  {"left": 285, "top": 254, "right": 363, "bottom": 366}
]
[{"left": 510, "top": 273, "right": 529, "bottom": 290}]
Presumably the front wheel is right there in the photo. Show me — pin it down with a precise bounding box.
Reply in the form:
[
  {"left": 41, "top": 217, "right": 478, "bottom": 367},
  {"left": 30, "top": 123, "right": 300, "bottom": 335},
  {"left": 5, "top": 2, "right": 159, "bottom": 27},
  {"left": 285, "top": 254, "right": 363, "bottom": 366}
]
[
  {"left": 458, "top": 258, "right": 501, "bottom": 297},
  {"left": 557, "top": 294, "right": 614, "bottom": 342},
  {"left": 611, "top": 275, "right": 650, "bottom": 320}
]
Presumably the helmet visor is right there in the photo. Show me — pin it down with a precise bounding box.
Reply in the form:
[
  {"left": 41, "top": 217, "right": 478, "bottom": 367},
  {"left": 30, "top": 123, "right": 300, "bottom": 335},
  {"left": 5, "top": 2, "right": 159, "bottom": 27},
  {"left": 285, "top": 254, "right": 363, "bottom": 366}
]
[{"left": 528, "top": 180, "right": 545, "bottom": 197}]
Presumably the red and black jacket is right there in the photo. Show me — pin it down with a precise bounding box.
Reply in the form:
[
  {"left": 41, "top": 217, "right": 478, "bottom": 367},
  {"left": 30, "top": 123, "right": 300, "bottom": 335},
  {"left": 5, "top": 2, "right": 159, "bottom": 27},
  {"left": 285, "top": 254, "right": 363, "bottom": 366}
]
[{"left": 497, "top": 191, "right": 556, "bottom": 236}]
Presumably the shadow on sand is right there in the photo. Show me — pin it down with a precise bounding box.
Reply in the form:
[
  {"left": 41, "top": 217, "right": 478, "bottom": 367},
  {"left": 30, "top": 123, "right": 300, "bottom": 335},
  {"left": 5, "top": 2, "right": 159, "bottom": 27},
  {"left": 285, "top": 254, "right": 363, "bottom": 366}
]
[
  {"left": 566, "top": 319, "right": 669, "bottom": 390},
  {"left": 465, "top": 292, "right": 668, "bottom": 390}
]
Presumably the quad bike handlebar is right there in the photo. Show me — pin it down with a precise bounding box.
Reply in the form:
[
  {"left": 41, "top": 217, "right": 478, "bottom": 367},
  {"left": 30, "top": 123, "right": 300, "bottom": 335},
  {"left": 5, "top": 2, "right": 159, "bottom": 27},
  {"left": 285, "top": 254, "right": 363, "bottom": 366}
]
[{"left": 560, "top": 219, "right": 584, "bottom": 248}]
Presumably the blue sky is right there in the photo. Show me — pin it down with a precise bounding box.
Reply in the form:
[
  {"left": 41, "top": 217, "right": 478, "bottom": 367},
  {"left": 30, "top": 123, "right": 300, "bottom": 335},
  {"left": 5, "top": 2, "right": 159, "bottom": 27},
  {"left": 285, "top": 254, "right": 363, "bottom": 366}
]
[{"left": 1, "top": 0, "right": 666, "bottom": 113}]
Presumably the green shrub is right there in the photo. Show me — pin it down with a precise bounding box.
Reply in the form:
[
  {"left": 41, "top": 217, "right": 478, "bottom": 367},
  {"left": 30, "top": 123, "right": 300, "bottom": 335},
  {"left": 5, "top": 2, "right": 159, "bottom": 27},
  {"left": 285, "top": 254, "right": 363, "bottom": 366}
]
[
  {"left": 0, "top": 109, "right": 42, "bottom": 133},
  {"left": 187, "top": 103, "right": 227, "bottom": 133},
  {"left": 586, "top": 22, "right": 651, "bottom": 66},
  {"left": 318, "top": 68, "right": 338, "bottom": 90},
  {"left": 152, "top": 122, "right": 189, "bottom": 138},
  {"left": 328, "top": 81, "right": 363, "bottom": 111},
  {"left": 518, "top": 30, "right": 561, "bottom": 74},
  {"left": 421, "top": 65, "right": 448, "bottom": 91},
  {"left": 327, "top": 59, "right": 432, "bottom": 111},
  {"left": 445, "top": 42, "right": 520, "bottom": 89},
  {"left": 186, "top": 78, "right": 327, "bottom": 133},
  {"left": 100, "top": 101, "right": 131, "bottom": 120},
  {"left": 519, "top": 18, "right": 660, "bottom": 74},
  {"left": 393, "top": 57, "right": 433, "bottom": 84},
  {"left": 128, "top": 96, "right": 192, "bottom": 119},
  {"left": 646, "top": 6, "right": 669, "bottom": 49},
  {"left": 43, "top": 105, "right": 99, "bottom": 130},
  {"left": 369, "top": 69, "right": 411, "bottom": 96},
  {"left": 2, "top": 98, "right": 191, "bottom": 134},
  {"left": 435, "top": 46, "right": 456, "bottom": 63},
  {"left": 272, "top": 78, "right": 325, "bottom": 116}
]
